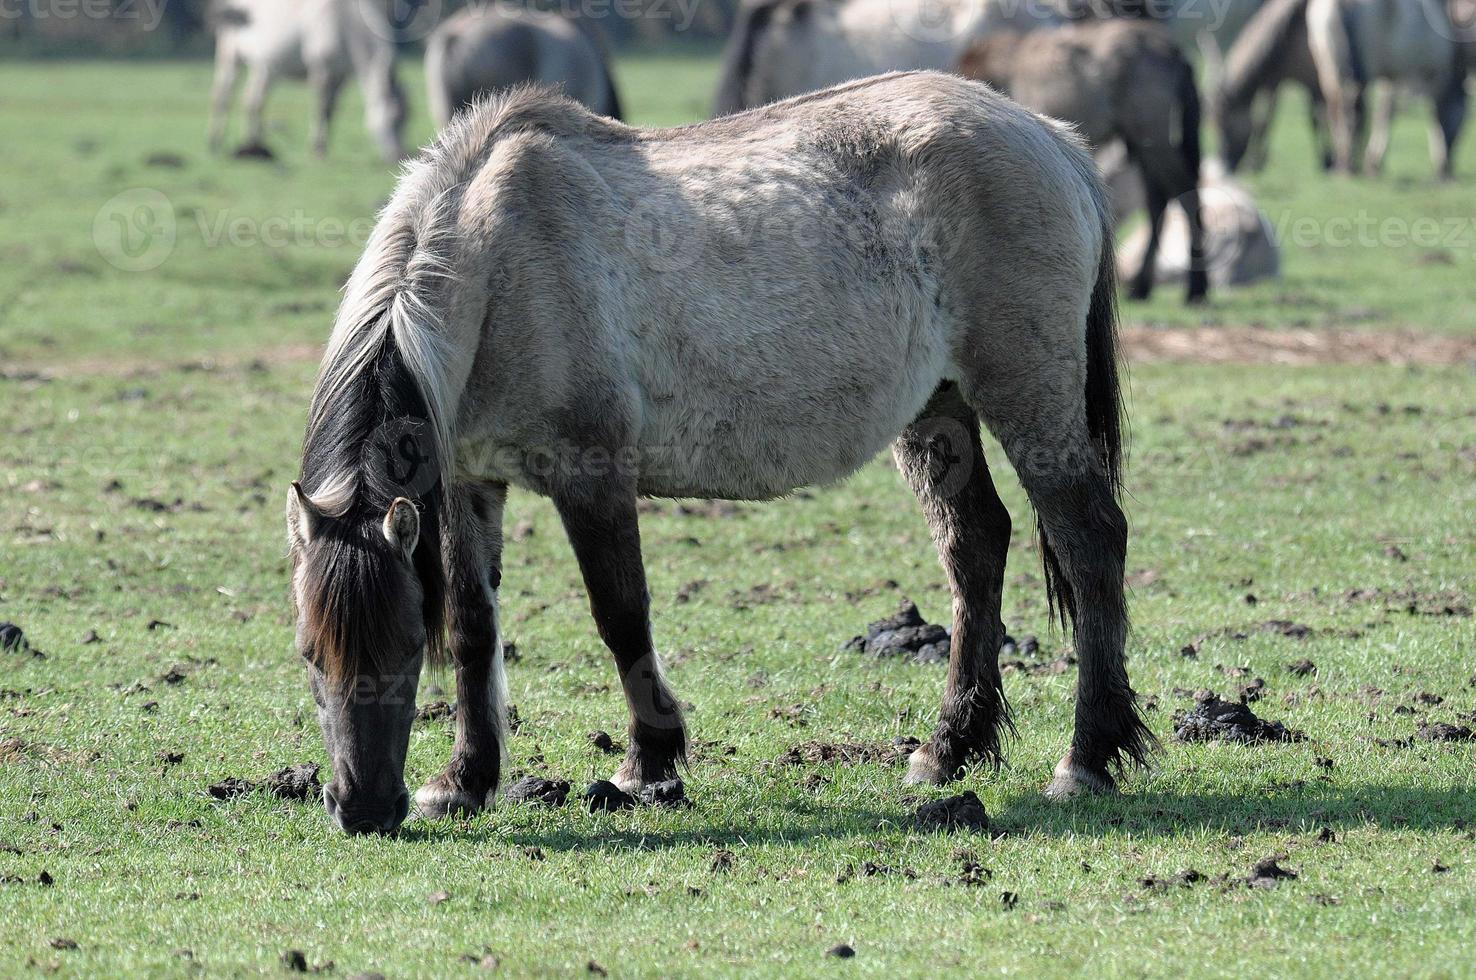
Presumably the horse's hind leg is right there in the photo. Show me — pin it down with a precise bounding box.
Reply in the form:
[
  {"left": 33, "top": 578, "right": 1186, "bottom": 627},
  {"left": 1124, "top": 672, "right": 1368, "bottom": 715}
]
[
  {"left": 1126, "top": 174, "right": 1167, "bottom": 302},
  {"left": 415, "top": 483, "right": 509, "bottom": 819},
  {"left": 555, "top": 480, "right": 687, "bottom": 793},
  {"left": 1363, "top": 82, "right": 1397, "bottom": 176},
  {"left": 1432, "top": 74, "right": 1467, "bottom": 180},
  {"left": 207, "top": 45, "right": 239, "bottom": 153},
  {"left": 241, "top": 62, "right": 273, "bottom": 151},
  {"left": 309, "top": 63, "right": 346, "bottom": 158},
  {"left": 895, "top": 385, "right": 1013, "bottom": 785},
  {"left": 975, "top": 387, "right": 1153, "bottom": 798}
]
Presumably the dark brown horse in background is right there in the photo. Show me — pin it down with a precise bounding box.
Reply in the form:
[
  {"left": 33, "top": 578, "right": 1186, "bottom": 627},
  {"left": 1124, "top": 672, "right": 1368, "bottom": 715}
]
[{"left": 959, "top": 20, "right": 1210, "bottom": 303}]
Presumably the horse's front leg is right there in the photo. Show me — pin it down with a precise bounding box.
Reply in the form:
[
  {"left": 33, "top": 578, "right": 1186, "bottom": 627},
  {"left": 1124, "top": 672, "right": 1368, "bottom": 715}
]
[
  {"left": 555, "top": 478, "right": 687, "bottom": 793},
  {"left": 415, "top": 483, "right": 508, "bottom": 819}
]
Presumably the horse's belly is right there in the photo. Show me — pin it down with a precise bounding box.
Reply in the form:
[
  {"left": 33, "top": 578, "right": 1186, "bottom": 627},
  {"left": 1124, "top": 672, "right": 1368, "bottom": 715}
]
[{"left": 630, "top": 312, "right": 950, "bottom": 500}]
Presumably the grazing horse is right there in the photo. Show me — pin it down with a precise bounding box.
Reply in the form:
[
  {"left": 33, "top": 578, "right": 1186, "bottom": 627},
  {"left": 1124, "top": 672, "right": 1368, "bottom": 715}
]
[
  {"left": 286, "top": 72, "right": 1151, "bottom": 834},
  {"left": 1060, "top": 0, "right": 1268, "bottom": 81},
  {"left": 1213, "top": 0, "right": 1334, "bottom": 173},
  {"left": 208, "top": 0, "right": 407, "bottom": 161},
  {"left": 424, "top": 6, "right": 623, "bottom": 128},
  {"left": 959, "top": 20, "right": 1209, "bottom": 303},
  {"left": 711, "top": 0, "right": 1059, "bottom": 114},
  {"left": 1306, "top": 0, "right": 1465, "bottom": 176}
]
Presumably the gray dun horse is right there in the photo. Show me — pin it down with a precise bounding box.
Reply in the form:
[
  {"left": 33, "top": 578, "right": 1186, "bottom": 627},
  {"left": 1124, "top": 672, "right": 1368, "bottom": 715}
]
[
  {"left": 208, "top": 0, "right": 407, "bottom": 161},
  {"left": 712, "top": 0, "right": 1058, "bottom": 115},
  {"left": 959, "top": 20, "right": 1209, "bottom": 303},
  {"left": 1307, "top": 0, "right": 1465, "bottom": 176},
  {"left": 1212, "top": 0, "right": 1332, "bottom": 173},
  {"left": 424, "top": 5, "right": 623, "bottom": 128},
  {"left": 287, "top": 72, "right": 1152, "bottom": 835}
]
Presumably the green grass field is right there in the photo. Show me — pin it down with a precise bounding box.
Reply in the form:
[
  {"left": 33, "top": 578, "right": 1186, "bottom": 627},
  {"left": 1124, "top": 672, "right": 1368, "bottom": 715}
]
[{"left": 1, "top": 54, "right": 1474, "bottom": 977}]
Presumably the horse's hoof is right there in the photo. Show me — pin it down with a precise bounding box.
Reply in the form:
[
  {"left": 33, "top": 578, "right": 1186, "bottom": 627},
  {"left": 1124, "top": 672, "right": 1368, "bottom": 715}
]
[
  {"left": 902, "top": 743, "right": 956, "bottom": 786},
  {"left": 413, "top": 781, "right": 487, "bottom": 820},
  {"left": 1042, "top": 755, "right": 1117, "bottom": 800}
]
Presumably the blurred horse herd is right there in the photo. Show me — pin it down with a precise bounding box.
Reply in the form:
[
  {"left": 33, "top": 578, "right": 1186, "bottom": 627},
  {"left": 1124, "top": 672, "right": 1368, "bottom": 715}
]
[{"left": 203, "top": 0, "right": 1471, "bottom": 301}]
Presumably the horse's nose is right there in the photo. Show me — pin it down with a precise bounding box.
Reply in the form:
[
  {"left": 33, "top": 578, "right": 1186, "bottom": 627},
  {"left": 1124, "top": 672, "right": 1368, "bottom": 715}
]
[{"left": 324, "top": 784, "right": 409, "bottom": 835}]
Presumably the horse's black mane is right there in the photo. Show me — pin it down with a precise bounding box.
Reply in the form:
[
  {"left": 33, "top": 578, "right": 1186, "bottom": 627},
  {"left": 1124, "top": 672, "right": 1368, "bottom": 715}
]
[{"left": 297, "top": 334, "right": 447, "bottom": 685}]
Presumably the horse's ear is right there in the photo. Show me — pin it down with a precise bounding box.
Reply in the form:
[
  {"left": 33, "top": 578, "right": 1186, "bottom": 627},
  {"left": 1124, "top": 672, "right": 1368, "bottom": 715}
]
[
  {"left": 286, "top": 481, "right": 321, "bottom": 548},
  {"left": 383, "top": 498, "right": 419, "bottom": 557}
]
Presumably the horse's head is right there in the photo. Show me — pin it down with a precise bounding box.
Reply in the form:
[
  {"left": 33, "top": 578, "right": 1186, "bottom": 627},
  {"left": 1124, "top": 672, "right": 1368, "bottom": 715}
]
[{"left": 287, "top": 483, "right": 430, "bottom": 834}]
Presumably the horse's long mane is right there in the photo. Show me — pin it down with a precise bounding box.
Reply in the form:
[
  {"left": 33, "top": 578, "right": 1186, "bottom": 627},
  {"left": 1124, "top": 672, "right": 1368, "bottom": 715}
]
[
  {"left": 1221, "top": 0, "right": 1310, "bottom": 106},
  {"left": 294, "top": 86, "right": 608, "bottom": 685},
  {"left": 295, "top": 153, "right": 466, "bottom": 685}
]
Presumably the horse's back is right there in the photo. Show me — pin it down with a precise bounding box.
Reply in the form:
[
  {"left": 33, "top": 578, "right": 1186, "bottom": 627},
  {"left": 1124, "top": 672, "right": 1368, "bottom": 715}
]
[{"left": 435, "top": 74, "right": 1107, "bottom": 496}]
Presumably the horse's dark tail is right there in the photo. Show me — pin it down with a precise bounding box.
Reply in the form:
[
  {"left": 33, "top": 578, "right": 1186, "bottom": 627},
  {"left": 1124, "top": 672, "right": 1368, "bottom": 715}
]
[{"left": 1040, "top": 211, "right": 1124, "bottom": 629}]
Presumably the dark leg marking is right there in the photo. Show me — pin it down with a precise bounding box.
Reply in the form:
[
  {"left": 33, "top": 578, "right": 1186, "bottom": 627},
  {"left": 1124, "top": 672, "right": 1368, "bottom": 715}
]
[
  {"left": 556, "top": 481, "right": 687, "bottom": 792},
  {"left": 416, "top": 483, "right": 507, "bottom": 819},
  {"left": 894, "top": 385, "right": 1014, "bottom": 785}
]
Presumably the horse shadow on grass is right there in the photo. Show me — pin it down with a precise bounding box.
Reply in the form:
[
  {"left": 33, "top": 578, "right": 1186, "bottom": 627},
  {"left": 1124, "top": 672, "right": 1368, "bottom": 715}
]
[
  {"left": 395, "top": 781, "right": 1476, "bottom": 851},
  {"left": 987, "top": 780, "right": 1476, "bottom": 839}
]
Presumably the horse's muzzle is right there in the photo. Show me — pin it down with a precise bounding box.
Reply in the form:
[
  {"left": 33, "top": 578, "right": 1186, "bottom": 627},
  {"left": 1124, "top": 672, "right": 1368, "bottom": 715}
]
[{"left": 324, "top": 784, "right": 409, "bottom": 835}]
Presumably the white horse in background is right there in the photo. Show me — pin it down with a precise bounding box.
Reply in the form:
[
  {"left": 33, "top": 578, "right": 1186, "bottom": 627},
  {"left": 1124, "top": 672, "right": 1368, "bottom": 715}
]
[
  {"left": 208, "top": 0, "right": 407, "bottom": 161},
  {"left": 712, "top": 0, "right": 1060, "bottom": 114},
  {"left": 1306, "top": 0, "right": 1466, "bottom": 176}
]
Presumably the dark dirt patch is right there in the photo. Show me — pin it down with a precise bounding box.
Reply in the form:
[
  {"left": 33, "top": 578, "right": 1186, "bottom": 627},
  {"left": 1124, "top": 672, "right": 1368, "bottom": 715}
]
[
  {"left": 1261, "top": 620, "right": 1315, "bottom": 640},
  {"left": 915, "top": 792, "right": 990, "bottom": 833},
  {"left": 208, "top": 763, "right": 321, "bottom": 802},
  {"left": 415, "top": 700, "right": 455, "bottom": 722},
  {"left": 1001, "top": 655, "right": 1076, "bottom": 677},
  {"left": 263, "top": 764, "right": 322, "bottom": 800},
  {"left": 775, "top": 739, "right": 915, "bottom": 767},
  {"left": 1344, "top": 588, "right": 1472, "bottom": 618},
  {"left": 843, "top": 600, "right": 950, "bottom": 664},
  {"left": 1173, "top": 694, "right": 1305, "bottom": 744},
  {"left": 1246, "top": 856, "right": 1298, "bottom": 889},
  {"left": 826, "top": 944, "right": 856, "bottom": 959},
  {"left": 1287, "top": 658, "right": 1317, "bottom": 677},
  {"left": 1, "top": 623, "right": 39, "bottom": 657},
  {"left": 587, "top": 730, "right": 620, "bottom": 753},
  {"left": 1236, "top": 678, "right": 1267, "bottom": 703},
  {"left": 1417, "top": 721, "right": 1475, "bottom": 742},
  {"left": 637, "top": 779, "right": 692, "bottom": 808},
  {"left": 1122, "top": 325, "right": 1476, "bottom": 366},
  {"left": 583, "top": 780, "right": 634, "bottom": 812},
  {"left": 1140, "top": 868, "right": 1205, "bottom": 889},
  {"left": 502, "top": 776, "right": 570, "bottom": 807}
]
